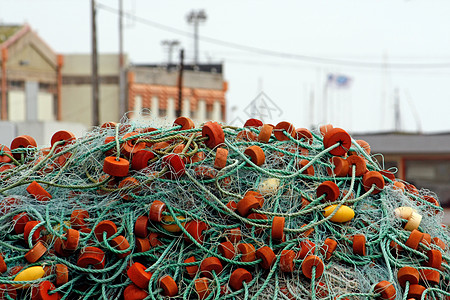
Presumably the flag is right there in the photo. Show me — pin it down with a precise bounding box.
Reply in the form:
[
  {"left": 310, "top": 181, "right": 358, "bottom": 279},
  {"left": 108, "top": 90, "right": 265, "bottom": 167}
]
[{"left": 327, "top": 74, "right": 352, "bottom": 88}]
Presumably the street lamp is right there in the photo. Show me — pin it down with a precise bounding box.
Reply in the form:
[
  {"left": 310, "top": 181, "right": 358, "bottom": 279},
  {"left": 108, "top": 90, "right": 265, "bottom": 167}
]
[{"left": 186, "top": 10, "right": 207, "bottom": 65}]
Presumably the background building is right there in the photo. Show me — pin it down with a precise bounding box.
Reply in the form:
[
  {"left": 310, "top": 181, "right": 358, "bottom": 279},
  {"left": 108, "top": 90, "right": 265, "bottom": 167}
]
[
  {"left": 128, "top": 64, "right": 227, "bottom": 125},
  {"left": 353, "top": 132, "right": 450, "bottom": 207},
  {"left": 0, "top": 24, "right": 61, "bottom": 122},
  {"left": 0, "top": 24, "right": 228, "bottom": 145}
]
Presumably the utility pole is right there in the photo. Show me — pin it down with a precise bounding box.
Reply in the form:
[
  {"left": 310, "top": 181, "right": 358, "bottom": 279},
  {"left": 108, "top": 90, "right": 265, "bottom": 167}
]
[
  {"left": 177, "top": 49, "right": 184, "bottom": 118},
  {"left": 161, "top": 40, "right": 180, "bottom": 65},
  {"left": 186, "top": 10, "right": 207, "bottom": 65},
  {"left": 91, "top": 0, "right": 100, "bottom": 126},
  {"left": 118, "top": 0, "right": 126, "bottom": 120}
]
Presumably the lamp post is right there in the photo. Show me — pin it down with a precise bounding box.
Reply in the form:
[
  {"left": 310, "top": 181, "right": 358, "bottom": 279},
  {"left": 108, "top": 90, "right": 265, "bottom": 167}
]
[{"left": 186, "top": 10, "right": 207, "bottom": 65}]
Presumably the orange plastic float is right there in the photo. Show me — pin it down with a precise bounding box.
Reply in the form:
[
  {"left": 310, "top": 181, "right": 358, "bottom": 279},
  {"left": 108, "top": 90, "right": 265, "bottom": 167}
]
[
  {"left": 320, "top": 238, "right": 338, "bottom": 260},
  {"left": 131, "top": 150, "right": 155, "bottom": 170},
  {"left": 135, "top": 238, "right": 151, "bottom": 253},
  {"left": 295, "top": 128, "right": 313, "bottom": 144},
  {"left": 301, "top": 255, "right": 324, "bottom": 279},
  {"left": 184, "top": 220, "right": 208, "bottom": 244},
  {"left": 0, "top": 145, "right": 12, "bottom": 163},
  {"left": 226, "top": 227, "right": 242, "bottom": 243},
  {"left": 363, "top": 171, "right": 385, "bottom": 194},
  {"left": 103, "top": 156, "right": 130, "bottom": 177},
  {"left": 346, "top": 155, "right": 367, "bottom": 177},
  {"left": 134, "top": 215, "right": 149, "bottom": 238},
  {"left": 24, "top": 241, "right": 47, "bottom": 263},
  {"left": 298, "top": 240, "right": 316, "bottom": 259},
  {"left": 118, "top": 177, "right": 140, "bottom": 200},
  {"left": 397, "top": 266, "right": 419, "bottom": 287},
  {"left": 380, "top": 170, "right": 396, "bottom": 182},
  {"left": 426, "top": 249, "right": 442, "bottom": 269},
  {"left": 51, "top": 130, "right": 75, "bottom": 149},
  {"left": 55, "top": 264, "right": 69, "bottom": 286},
  {"left": 327, "top": 157, "right": 349, "bottom": 177},
  {"left": 218, "top": 241, "right": 236, "bottom": 260},
  {"left": 202, "top": 121, "right": 225, "bottom": 149},
  {"left": 322, "top": 128, "right": 351, "bottom": 156},
  {"left": 255, "top": 246, "right": 276, "bottom": 269},
  {"left": 0, "top": 254, "right": 6, "bottom": 273},
  {"left": 419, "top": 268, "right": 440, "bottom": 285},
  {"left": 94, "top": 220, "right": 117, "bottom": 242},
  {"left": 271, "top": 216, "right": 285, "bottom": 240},
  {"left": 274, "top": 121, "right": 295, "bottom": 141},
  {"left": 10, "top": 135, "right": 37, "bottom": 160},
  {"left": 109, "top": 235, "right": 131, "bottom": 258},
  {"left": 159, "top": 275, "right": 178, "bottom": 297},
  {"left": 32, "top": 280, "right": 61, "bottom": 300},
  {"left": 352, "top": 234, "right": 366, "bottom": 256},
  {"left": 237, "top": 243, "right": 256, "bottom": 262},
  {"left": 161, "top": 154, "right": 185, "bottom": 179},
  {"left": 26, "top": 181, "right": 52, "bottom": 201},
  {"left": 62, "top": 228, "right": 80, "bottom": 252},
  {"left": 406, "top": 284, "right": 426, "bottom": 299},
  {"left": 373, "top": 281, "right": 396, "bottom": 300},
  {"left": 149, "top": 200, "right": 166, "bottom": 222},
  {"left": 195, "top": 277, "right": 211, "bottom": 299},
  {"left": 280, "top": 250, "right": 296, "bottom": 273},
  {"left": 237, "top": 192, "right": 261, "bottom": 216},
  {"left": 200, "top": 257, "right": 223, "bottom": 278},
  {"left": 173, "top": 116, "right": 195, "bottom": 130},
  {"left": 123, "top": 284, "right": 149, "bottom": 300},
  {"left": 405, "top": 229, "right": 424, "bottom": 250},
  {"left": 184, "top": 256, "right": 199, "bottom": 278},
  {"left": 229, "top": 268, "right": 252, "bottom": 291},
  {"left": 23, "top": 220, "right": 42, "bottom": 243},
  {"left": 298, "top": 159, "right": 315, "bottom": 175},
  {"left": 127, "top": 262, "right": 152, "bottom": 289},
  {"left": 70, "top": 209, "right": 89, "bottom": 231},
  {"left": 77, "top": 247, "right": 106, "bottom": 269},
  {"left": 148, "top": 232, "right": 163, "bottom": 247},
  {"left": 244, "top": 118, "right": 263, "bottom": 128},
  {"left": 236, "top": 130, "right": 258, "bottom": 142},
  {"left": 214, "top": 148, "right": 228, "bottom": 169},
  {"left": 121, "top": 132, "right": 146, "bottom": 158},
  {"left": 244, "top": 145, "right": 265, "bottom": 166},
  {"left": 257, "top": 124, "right": 273, "bottom": 143},
  {"left": 316, "top": 181, "right": 340, "bottom": 202},
  {"left": 319, "top": 124, "right": 333, "bottom": 136},
  {"left": 13, "top": 212, "right": 31, "bottom": 234}
]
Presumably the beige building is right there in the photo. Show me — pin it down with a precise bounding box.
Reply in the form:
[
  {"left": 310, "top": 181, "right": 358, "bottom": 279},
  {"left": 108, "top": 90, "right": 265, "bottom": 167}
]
[
  {"left": 61, "top": 54, "right": 121, "bottom": 126},
  {"left": 0, "top": 24, "right": 62, "bottom": 122}
]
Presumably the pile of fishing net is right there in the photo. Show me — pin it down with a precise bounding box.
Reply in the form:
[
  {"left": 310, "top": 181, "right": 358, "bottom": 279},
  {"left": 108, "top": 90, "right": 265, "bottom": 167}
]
[{"left": 0, "top": 116, "right": 448, "bottom": 299}]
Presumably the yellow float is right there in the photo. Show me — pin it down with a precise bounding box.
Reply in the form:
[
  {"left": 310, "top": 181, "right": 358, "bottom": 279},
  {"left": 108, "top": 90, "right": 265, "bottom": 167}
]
[
  {"left": 14, "top": 266, "right": 45, "bottom": 287},
  {"left": 161, "top": 215, "right": 186, "bottom": 232},
  {"left": 323, "top": 205, "right": 355, "bottom": 223}
]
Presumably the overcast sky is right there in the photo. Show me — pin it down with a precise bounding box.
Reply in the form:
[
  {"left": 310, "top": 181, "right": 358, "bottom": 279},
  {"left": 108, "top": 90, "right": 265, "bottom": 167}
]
[{"left": 2, "top": 0, "right": 450, "bottom": 133}]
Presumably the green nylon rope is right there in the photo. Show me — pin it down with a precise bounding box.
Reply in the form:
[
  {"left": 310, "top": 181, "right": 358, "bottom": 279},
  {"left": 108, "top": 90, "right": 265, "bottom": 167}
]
[{"left": 0, "top": 120, "right": 448, "bottom": 299}]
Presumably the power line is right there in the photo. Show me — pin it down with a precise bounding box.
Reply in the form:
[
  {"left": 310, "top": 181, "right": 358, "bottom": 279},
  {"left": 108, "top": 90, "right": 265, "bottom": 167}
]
[{"left": 96, "top": 2, "right": 450, "bottom": 70}]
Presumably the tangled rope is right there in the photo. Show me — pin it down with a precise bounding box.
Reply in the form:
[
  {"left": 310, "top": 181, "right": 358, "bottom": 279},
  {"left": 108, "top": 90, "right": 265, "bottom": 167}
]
[{"left": 0, "top": 116, "right": 448, "bottom": 300}]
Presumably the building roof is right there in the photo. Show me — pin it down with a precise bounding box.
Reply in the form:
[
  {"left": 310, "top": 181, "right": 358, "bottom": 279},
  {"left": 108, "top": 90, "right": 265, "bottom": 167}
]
[
  {"left": 133, "top": 63, "right": 223, "bottom": 74},
  {"left": 0, "top": 25, "right": 22, "bottom": 44},
  {"left": 352, "top": 131, "right": 450, "bottom": 154}
]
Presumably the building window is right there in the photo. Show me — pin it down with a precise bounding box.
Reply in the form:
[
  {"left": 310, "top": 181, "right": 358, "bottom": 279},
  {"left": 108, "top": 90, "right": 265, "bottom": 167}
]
[
  {"left": 159, "top": 109, "right": 166, "bottom": 117},
  {"left": 8, "top": 80, "right": 24, "bottom": 89}
]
